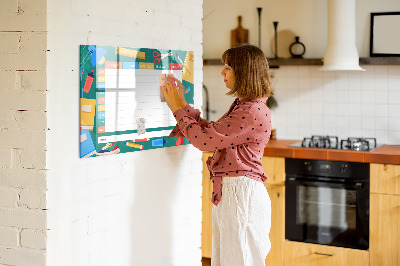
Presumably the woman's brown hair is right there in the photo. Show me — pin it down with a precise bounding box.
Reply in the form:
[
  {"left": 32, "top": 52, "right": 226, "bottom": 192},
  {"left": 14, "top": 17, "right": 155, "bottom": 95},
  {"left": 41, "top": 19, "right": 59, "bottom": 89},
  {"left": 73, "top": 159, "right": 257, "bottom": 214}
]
[{"left": 221, "top": 44, "right": 273, "bottom": 99}]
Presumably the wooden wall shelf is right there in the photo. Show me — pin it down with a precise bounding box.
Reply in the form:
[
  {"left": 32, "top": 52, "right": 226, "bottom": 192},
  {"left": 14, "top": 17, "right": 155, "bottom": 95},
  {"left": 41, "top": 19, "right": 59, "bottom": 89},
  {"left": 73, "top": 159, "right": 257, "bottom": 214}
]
[
  {"left": 359, "top": 57, "right": 400, "bottom": 65},
  {"left": 203, "top": 57, "right": 400, "bottom": 67},
  {"left": 268, "top": 58, "right": 323, "bottom": 67},
  {"left": 203, "top": 58, "right": 323, "bottom": 67}
]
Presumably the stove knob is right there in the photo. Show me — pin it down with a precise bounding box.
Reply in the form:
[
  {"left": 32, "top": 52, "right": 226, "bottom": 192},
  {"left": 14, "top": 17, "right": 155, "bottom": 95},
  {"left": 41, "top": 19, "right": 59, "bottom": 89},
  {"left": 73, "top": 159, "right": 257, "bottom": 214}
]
[
  {"left": 340, "top": 164, "right": 347, "bottom": 174},
  {"left": 306, "top": 162, "right": 312, "bottom": 171}
]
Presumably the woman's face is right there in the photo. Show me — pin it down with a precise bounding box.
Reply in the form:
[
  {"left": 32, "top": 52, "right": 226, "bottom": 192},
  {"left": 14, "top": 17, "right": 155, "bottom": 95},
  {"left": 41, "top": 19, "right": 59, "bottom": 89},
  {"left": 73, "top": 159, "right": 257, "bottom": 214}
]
[{"left": 220, "top": 64, "right": 235, "bottom": 89}]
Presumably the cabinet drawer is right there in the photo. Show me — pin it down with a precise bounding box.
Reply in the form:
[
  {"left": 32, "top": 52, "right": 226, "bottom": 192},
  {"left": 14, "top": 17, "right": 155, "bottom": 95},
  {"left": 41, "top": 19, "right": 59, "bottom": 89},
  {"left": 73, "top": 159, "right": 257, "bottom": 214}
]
[{"left": 284, "top": 241, "right": 369, "bottom": 266}]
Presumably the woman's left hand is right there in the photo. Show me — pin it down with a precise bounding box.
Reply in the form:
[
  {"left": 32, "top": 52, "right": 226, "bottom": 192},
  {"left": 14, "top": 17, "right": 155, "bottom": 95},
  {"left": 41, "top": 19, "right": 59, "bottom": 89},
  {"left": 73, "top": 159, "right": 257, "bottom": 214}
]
[{"left": 161, "top": 79, "right": 184, "bottom": 113}]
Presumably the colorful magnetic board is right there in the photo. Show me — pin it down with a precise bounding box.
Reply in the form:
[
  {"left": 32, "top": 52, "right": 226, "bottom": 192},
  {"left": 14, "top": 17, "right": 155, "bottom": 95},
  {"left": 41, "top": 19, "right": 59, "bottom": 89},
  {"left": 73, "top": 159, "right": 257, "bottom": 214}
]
[{"left": 79, "top": 45, "right": 194, "bottom": 158}]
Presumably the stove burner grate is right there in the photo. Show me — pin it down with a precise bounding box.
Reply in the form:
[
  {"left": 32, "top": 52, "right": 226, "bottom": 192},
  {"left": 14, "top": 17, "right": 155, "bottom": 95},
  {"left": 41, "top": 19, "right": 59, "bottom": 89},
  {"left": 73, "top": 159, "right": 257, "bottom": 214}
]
[
  {"left": 298, "top": 136, "right": 378, "bottom": 151},
  {"left": 301, "top": 135, "right": 339, "bottom": 149},
  {"left": 340, "top": 137, "right": 377, "bottom": 151}
]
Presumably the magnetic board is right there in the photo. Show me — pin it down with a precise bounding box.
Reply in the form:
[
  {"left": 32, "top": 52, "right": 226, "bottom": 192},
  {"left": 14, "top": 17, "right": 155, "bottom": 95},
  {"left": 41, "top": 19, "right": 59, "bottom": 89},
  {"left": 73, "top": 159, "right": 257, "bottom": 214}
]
[{"left": 79, "top": 45, "right": 194, "bottom": 158}]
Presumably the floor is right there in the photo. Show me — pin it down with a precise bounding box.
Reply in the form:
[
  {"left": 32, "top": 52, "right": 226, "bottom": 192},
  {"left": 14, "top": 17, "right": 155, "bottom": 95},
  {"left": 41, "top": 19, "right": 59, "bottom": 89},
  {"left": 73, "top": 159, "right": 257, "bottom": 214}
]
[{"left": 202, "top": 257, "right": 211, "bottom": 266}]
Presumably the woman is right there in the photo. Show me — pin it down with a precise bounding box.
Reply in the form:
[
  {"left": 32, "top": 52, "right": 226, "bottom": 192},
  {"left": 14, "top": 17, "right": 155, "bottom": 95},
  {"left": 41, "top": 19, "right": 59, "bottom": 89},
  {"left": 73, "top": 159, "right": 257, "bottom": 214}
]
[{"left": 161, "top": 44, "right": 273, "bottom": 266}]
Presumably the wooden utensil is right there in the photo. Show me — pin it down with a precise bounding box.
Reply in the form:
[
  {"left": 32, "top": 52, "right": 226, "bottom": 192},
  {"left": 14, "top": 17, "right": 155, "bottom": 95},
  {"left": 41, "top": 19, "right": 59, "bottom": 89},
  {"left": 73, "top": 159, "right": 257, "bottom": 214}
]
[{"left": 231, "top": 16, "right": 249, "bottom": 48}]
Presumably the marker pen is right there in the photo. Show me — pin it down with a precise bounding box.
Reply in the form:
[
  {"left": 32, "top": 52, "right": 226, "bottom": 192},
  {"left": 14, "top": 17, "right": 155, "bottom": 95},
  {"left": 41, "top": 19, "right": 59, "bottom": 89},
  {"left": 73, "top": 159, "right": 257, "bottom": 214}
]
[
  {"left": 126, "top": 142, "right": 144, "bottom": 149},
  {"left": 83, "top": 70, "right": 94, "bottom": 93}
]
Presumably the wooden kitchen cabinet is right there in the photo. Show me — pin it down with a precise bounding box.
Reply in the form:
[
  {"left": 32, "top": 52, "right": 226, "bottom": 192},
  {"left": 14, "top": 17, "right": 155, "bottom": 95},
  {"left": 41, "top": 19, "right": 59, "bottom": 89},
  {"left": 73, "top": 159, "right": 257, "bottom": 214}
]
[
  {"left": 262, "top": 156, "right": 285, "bottom": 266},
  {"left": 264, "top": 184, "right": 285, "bottom": 266},
  {"left": 370, "top": 163, "right": 400, "bottom": 195},
  {"left": 201, "top": 152, "right": 213, "bottom": 258},
  {"left": 370, "top": 193, "right": 400, "bottom": 266},
  {"left": 370, "top": 163, "right": 400, "bottom": 266},
  {"left": 284, "top": 241, "right": 369, "bottom": 266},
  {"left": 261, "top": 156, "right": 285, "bottom": 186}
]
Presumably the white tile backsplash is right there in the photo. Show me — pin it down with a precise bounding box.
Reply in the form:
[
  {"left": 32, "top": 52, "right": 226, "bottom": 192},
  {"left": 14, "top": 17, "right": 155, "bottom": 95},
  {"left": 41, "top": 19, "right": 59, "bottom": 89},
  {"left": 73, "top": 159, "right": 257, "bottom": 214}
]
[
  {"left": 375, "top": 104, "right": 389, "bottom": 117},
  {"left": 374, "top": 77, "right": 388, "bottom": 91},
  {"left": 388, "top": 76, "right": 400, "bottom": 91},
  {"left": 375, "top": 130, "right": 389, "bottom": 144},
  {"left": 269, "top": 65, "right": 400, "bottom": 144},
  {"left": 362, "top": 90, "right": 375, "bottom": 103},
  {"left": 336, "top": 103, "right": 349, "bottom": 116},
  {"left": 298, "top": 77, "right": 311, "bottom": 89},
  {"left": 336, "top": 90, "right": 349, "bottom": 103},
  {"left": 374, "top": 89, "right": 388, "bottom": 104},
  {"left": 348, "top": 90, "right": 362, "bottom": 104},
  {"left": 361, "top": 104, "right": 375, "bottom": 117},
  {"left": 323, "top": 103, "right": 336, "bottom": 116},
  {"left": 204, "top": 65, "right": 400, "bottom": 144},
  {"left": 374, "top": 65, "right": 388, "bottom": 77},
  {"left": 388, "top": 91, "right": 400, "bottom": 104},
  {"left": 389, "top": 104, "right": 400, "bottom": 117},
  {"left": 287, "top": 77, "right": 299, "bottom": 89}
]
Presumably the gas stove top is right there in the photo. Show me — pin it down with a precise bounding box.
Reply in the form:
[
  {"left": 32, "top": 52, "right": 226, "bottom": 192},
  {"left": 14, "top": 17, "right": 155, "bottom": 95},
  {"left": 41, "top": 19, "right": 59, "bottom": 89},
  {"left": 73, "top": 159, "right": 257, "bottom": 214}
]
[{"left": 289, "top": 135, "right": 382, "bottom": 151}]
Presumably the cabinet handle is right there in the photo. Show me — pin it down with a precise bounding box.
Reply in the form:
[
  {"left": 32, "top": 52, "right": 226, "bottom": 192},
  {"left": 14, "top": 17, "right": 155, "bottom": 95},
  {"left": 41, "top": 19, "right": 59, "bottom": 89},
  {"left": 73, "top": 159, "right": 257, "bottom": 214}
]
[{"left": 314, "top": 252, "right": 335, "bottom": 257}]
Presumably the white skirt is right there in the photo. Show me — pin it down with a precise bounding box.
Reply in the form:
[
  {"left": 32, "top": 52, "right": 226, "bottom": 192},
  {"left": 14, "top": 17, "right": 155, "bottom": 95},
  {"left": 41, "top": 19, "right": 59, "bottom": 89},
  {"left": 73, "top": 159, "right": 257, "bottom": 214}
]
[{"left": 212, "top": 176, "right": 271, "bottom": 266}]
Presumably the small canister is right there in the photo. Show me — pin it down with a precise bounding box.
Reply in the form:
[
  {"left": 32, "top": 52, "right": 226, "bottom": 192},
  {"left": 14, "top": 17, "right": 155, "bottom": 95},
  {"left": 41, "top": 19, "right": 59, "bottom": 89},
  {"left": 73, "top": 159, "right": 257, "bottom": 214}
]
[{"left": 270, "top": 129, "right": 277, "bottom": 140}]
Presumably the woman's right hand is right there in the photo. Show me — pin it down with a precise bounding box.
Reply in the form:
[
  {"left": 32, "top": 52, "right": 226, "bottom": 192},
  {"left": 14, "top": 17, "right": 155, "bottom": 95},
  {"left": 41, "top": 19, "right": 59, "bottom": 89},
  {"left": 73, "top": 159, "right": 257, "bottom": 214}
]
[{"left": 167, "top": 75, "right": 187, "bottom": 108}]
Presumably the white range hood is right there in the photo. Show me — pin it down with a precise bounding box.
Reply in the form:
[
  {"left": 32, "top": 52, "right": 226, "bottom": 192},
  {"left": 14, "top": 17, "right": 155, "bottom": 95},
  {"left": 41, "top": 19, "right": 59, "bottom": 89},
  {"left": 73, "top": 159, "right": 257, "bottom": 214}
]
[{"left": 320, "top": 0, "right": 365, "bottom": 71}]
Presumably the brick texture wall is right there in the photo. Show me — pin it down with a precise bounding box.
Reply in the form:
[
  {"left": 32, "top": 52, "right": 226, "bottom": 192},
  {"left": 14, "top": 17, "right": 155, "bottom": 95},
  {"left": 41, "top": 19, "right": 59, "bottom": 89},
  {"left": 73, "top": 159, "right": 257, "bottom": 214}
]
[
  {"left": 46, "top": 0, "right": 203, "bottom": 266},
  {"left": 1, "top": 0, "right": 203, "bottom": 265},
  {"left": 0, "top": 0, "right": 48, "bottom": 265}
]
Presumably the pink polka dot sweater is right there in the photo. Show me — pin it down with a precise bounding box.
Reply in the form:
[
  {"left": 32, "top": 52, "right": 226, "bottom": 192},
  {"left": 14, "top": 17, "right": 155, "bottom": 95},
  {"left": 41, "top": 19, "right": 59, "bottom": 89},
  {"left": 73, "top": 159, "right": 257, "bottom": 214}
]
[{"left": 169, "top": 97, "right": 271, "bottom": 206}]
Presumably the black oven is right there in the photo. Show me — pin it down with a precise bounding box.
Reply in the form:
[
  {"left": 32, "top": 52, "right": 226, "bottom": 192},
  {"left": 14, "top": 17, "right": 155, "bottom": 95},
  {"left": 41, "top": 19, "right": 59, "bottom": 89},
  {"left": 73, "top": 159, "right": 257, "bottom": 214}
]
[{"left": 285, "top": 158, "right": 369, "bottom": 250}]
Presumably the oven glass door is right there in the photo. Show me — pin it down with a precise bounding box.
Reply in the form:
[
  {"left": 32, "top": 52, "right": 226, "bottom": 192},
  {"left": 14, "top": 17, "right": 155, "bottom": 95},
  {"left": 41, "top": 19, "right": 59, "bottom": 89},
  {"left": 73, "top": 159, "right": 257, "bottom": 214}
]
[
  {"left": 298, "top": 185, "right": 356, "bottom": 229},
  {"left": 286, "top": 179, "right": 369, "bottom": 250}
]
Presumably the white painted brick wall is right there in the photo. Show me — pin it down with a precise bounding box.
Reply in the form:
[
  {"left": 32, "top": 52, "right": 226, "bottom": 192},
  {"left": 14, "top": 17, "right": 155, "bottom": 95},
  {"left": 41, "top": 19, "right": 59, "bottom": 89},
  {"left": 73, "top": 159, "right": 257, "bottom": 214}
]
[
  {"left": 0, "top": 227, "right": 19, "bottom": 247},
  {"left": 19, "top": 189, "right": 47, "bottom": 209},
  {"left": 0, "top": 247, "right": 46, "bottom": 266},
  {"left": 0, "top": 32, "right": 21, "bottom": 54},
  {"left": 0, "top": 0, "right": 47, "bottom": 32},
  {"left": 0, "top": 208, "right": 46, "bottom": 230},
  {"left": 0, "top": 90, "right": 47, "bottom": 111},
  {"left": 0, "top": 187, "right": 19, "bottom": 208},
  {"left": 46, "top": 0, "right": 203, "bottom": 266},
  {"left": 21, "top": 229, "right": 47, "bottom": 250},
  {"left": 0, "top": 169, "right": 47, "bottom": 189},
  {"left": 0, "top": 129, "right": 47, "bottom": 150},
  {"left": 1, "top": 110, "right": 47, "bottom": 130},
  {"left": 0, "top": 0, "right": 48, "bottom": 265}
]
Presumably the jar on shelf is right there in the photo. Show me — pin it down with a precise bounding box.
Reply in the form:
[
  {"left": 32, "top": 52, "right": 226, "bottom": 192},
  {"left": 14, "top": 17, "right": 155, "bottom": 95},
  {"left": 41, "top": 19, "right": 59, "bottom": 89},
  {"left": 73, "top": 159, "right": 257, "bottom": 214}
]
[{"left": 289, "top": 36, "right": 306, "bottom": 58}]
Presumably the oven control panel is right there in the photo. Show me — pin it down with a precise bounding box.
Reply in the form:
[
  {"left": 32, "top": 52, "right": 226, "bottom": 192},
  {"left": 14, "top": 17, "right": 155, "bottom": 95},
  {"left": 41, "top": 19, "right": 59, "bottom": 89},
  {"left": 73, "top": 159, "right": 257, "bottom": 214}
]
[{"left": 286, "top": 158, "right": 369, "bottom": 180}]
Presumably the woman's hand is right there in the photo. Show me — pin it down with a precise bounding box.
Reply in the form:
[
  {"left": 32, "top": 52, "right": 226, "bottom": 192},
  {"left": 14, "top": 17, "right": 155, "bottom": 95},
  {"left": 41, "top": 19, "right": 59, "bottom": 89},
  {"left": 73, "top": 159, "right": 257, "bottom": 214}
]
[
  {"left": 167, "top": 75, "right": 187, "bottom": 108},
  {"left": 161, "top": 77, "right": 186, "bottom": 113}
]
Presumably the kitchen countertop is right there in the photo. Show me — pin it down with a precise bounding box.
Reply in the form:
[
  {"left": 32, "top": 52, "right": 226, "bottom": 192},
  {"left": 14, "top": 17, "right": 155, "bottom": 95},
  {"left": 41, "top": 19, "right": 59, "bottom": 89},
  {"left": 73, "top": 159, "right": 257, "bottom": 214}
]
[{"left": 263, "top": 139, "right": 400, "bottom": 165}]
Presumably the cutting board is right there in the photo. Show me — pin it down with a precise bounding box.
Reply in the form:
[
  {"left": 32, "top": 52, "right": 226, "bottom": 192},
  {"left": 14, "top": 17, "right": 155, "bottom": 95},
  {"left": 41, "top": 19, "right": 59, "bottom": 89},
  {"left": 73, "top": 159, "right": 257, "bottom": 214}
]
[{"left": 231, "top": 16, "right": 249, "bottom": 48}]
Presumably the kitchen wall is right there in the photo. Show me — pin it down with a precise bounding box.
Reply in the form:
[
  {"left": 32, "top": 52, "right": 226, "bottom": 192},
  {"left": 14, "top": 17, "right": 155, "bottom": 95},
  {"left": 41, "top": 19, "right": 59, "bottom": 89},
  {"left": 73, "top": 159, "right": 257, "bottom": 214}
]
[
  {"left": 46, "top": 1, "right": 203, "bottom": 266},
  {"left": 203, "top": 0, "right": 400, "bottom": 144}
]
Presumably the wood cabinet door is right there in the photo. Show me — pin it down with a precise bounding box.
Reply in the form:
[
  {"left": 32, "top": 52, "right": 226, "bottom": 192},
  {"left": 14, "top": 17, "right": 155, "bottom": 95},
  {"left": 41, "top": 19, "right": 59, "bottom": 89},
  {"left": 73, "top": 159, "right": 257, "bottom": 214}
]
[
  {"left": 370, "top": 163, "right": 400, "bottom": 195},
  {"left": 370, "top": 193, "right": 400, "bottom": 266},
  {"left": 284, "top": 241, "right": 369, "bottom": 266},
  {"left": 201, "top": 152, "right": 213, "bottom": 258},
  {"left": 265, "top": 184, "right": 285, "bottom": 266},
  {"left": 262, "top": 156, "right": 285, "bottom": 186}
]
